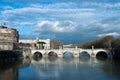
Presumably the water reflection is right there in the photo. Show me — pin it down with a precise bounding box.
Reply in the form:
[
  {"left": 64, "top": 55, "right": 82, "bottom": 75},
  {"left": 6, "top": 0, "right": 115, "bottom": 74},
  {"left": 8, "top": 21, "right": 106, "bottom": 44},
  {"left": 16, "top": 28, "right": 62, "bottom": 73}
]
[
  {"left": 0, "top": 59, "right": 20, "bottom": 80},
  {"left": 30, "top": 58, "right": 120, "bottom": 80},
  {"left": 48, "top": 56, "right": 57, "bottom": 62},
  {"left": 0, "top": 58, "right": 31, "bottom": 80},
  {"left": 0, "top": 57, "right": 120, "bottom": 80}
]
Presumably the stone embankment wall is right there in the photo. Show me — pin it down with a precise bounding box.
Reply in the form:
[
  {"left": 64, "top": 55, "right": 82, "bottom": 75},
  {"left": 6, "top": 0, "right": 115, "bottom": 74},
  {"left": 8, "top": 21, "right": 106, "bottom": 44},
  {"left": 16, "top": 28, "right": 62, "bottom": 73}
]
[{"left": 0, "top": 26, "right": 19, "bottom": 50}]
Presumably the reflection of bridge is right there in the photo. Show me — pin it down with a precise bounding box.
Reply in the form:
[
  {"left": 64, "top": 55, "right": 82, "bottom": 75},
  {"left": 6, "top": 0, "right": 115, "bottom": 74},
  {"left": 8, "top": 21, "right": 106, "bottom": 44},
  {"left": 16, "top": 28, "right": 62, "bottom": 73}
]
[
  {"left": 31, "top": 47, "right": 112, "bottom": 58},
  {"left": 30, "top": 58, "right": 110, "bottom": 80}
]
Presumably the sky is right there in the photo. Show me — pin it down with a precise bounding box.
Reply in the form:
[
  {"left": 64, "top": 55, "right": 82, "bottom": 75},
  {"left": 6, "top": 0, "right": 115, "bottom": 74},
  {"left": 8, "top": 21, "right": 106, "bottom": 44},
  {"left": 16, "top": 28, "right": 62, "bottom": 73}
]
[{"left": 0, "top": 0, "right": 120, "bottom": 44}]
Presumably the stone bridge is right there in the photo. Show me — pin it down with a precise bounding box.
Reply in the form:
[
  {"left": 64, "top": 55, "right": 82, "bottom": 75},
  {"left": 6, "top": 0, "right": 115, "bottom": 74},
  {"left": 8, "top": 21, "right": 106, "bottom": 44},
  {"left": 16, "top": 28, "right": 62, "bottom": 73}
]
[{"left": 31, "top": 47, "right": 112, "bottom": 58}]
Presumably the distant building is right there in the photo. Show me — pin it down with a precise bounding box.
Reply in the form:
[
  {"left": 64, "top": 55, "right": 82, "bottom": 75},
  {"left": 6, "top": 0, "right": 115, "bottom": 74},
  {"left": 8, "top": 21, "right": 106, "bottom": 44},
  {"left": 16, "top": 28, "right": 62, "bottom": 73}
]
[
  {"left": 19, "top": 38, "right": 63, "bottom": 49},
  {"left": 0, "top": 26, "right": 19, "bottom": 50},
  {"left": 19, "top": 38, "right": 51, "bottom": 49},
  {"left": 50, "top": 40, "right": 63, "bottom": 49}
]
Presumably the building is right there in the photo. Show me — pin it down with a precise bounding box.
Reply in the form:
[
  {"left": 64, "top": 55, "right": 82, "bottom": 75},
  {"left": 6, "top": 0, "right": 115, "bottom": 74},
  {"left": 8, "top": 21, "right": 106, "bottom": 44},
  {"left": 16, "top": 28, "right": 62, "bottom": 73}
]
[
  {"left": 50, "top": 40, "right": 63, "bottom": 49},
  {"left": 19, "top": 38, "right": 51, "bottom": 49},
  {"left": 0, "top": 26, "right": 19, "bottom": 50},
  {"left": 19, "top": 38, "right": 63, "bottom": 49}
]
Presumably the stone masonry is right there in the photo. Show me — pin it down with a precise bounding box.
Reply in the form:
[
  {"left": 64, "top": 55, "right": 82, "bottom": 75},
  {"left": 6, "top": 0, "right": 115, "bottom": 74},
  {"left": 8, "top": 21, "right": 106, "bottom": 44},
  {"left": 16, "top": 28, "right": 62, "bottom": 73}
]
[{"left": 0, "top": 26, "right": 19, "bottom": 50}]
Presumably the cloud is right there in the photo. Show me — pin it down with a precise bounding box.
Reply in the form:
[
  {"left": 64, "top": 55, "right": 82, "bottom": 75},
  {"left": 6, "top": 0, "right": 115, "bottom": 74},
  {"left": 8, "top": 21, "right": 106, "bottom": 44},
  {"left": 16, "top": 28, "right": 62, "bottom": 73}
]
[
  {"left": 98, "top": 32, "right": 120, "bottom": 37},
  {"left": 0, "top": 2, "right": 97, "bottom": 27},
  {"left": 2, "top": 6, "right": 14, "bottom": 10},
  {"left": 34, "top": 17, "right": 120, "bottom": 43},
  {"left": 3, "top": 7, "right": 95, "bottom": 20},
  {"left": 0, "top": 1, "right": 120, "bottom": 44},
  {"left": 82, "top": 2, "right": 120, "bottom": 9},
  {"left": 35, "top": 20, "right": 77, "bottom": 33},
  {"left": 2, "top": 0, "right": 120, "bottom": 3}
]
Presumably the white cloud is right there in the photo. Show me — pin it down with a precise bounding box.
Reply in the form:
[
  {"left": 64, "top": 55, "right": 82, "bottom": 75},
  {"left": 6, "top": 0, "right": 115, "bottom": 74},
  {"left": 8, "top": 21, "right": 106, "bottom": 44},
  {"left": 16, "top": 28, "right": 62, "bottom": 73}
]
[
  {"left": 0, "top": 2, "right": 120, "bottom": 43},
  {"left": 0, "top": 2, "right": 98, "bottom": 27},
  {"left": 30, "top": 2, "right": 78, "bottom": 9},
  {"left": 20, "top": 22, "right": 35, "bottom": 26},
  {"left": 35, "top": 20, "right": 76, "bottom": 33},
  {"left": 98, "top": 32, "right": 120, "bottom": 37},
  {"left": 3, "top": 2, "right": 119, "bottom": 24},
  {"left": 3, "top": 6, "right": 14, "bottom": 10},
  {"left": 82, "top": 2, "right": 120, "bottom": 9},
  {"left": 1, "top": 6, "right": 96, "bottom": 21}
]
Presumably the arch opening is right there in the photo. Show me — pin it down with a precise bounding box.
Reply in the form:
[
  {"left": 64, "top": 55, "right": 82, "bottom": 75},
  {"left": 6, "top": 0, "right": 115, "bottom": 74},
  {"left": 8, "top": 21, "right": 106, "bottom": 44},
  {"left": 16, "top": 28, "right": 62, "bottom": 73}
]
[
  {"left": 79, "top": 51, "right": 90, "bottom": 60},
  {"left": 63, "top": 52, "right": 74, "bottom": 59},
  {"left": 48, "top": 51, "right": 57, "bottom": 57},
  {"left": 33, "top": 52, "right": 42, "bottom": 61},
  {"left": 96, "top": 51, "right": 108, "bottom": 60},
  {"left": 48, "top": 51, "right": 57, "bottom": 61}
]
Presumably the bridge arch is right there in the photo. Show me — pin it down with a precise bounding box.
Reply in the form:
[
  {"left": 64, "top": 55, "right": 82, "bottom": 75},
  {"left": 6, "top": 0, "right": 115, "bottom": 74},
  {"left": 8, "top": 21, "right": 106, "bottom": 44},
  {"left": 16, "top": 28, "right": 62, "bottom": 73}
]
[
  {"left": 48, "top": 51, "right": 57, "bottom": 57},
  {"left": 79, "top": 51, "right": 90, "bottom": 59},
  {"left": 31, "top": 48, "right": 110, "bottom": 58},
  {"left": 96, "top": 51, "right": 108, "bottom": 59},
  {"left": 63, "top": 51, "right": 74, "bottom": 58},
  {"left": 33, "top": 51, "right": 43, "bottom": 61}
]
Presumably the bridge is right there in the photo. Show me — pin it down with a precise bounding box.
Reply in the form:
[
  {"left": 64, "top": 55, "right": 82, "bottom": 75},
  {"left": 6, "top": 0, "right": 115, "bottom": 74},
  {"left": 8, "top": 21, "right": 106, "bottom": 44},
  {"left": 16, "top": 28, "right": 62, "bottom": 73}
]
[{"left": 31, "top": 46, "right": 112, "bottom": 59}]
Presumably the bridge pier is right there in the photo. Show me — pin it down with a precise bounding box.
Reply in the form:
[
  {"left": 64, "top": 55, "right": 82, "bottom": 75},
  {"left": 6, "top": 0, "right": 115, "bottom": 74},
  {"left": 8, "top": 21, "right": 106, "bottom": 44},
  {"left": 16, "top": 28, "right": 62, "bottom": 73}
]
[
  {"left": 91, "top": 50, "right": 96, "bottom": 57},
  {"left": 91, "top": 53, "right": 96, "bottom": 57},
  {"left": 43, "top": 52, "right": 48, "bottom": 58},
  {"left": 57, "top": 51, "right": 63, "bottom": 58},
  {"left": 91, "top": 45, "right": 96, "bottom": 57},
  {"left": 73, "top": 51, "right": 79, "bottom": 58}
]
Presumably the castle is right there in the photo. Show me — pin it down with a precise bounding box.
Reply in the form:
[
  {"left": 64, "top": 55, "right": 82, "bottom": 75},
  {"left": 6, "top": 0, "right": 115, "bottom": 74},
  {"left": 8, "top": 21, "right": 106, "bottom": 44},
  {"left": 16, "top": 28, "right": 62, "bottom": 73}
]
[{"left": 0, "top": 26, "right": 19, "bottom": 50}]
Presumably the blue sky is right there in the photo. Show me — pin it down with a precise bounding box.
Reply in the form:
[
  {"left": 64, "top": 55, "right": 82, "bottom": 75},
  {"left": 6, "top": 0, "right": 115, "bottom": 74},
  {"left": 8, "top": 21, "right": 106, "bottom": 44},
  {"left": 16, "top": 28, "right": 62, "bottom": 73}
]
[{"left": 0, "top": 0, "right": 120, "bottom": 44}]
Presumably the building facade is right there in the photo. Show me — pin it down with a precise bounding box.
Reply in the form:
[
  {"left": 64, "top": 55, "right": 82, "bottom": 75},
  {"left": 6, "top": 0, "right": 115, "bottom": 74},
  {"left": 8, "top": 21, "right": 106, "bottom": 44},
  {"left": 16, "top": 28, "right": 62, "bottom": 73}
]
[
  {"left": 0, "top": 26, "right": 19, "bottom": 50},
  {"left": 50, "top": 40, "right": 63, "bottom": 49},
  {"left": 19, "top": 38, "right": 63, "bottom": 50},
  {"left": 19, "top": 38, "right": 51, "bottom": 49}
]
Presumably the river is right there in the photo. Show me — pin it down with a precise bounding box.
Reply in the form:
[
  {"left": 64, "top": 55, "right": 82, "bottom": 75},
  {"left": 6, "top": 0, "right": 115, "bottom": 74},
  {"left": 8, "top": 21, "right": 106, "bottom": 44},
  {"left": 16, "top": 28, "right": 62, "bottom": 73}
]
[{"left": 0, "top": 57, "right": 120, "bottom": 80}]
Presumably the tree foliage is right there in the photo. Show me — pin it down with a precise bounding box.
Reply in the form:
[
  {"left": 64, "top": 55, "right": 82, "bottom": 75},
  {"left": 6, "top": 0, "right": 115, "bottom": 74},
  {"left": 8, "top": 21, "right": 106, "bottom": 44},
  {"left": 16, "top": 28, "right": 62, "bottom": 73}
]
[
  {"left": 76, "top": 36, "right": 118, "bottom": 49},
  {"left": 37, "top": 41, "right": 46, "bottom": 44}
]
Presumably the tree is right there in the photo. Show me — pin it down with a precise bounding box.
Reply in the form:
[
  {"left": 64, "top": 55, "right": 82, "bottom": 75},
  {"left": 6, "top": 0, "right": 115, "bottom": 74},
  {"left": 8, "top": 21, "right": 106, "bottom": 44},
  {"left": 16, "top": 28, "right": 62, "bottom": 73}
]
[
  {"left": 78, "top": 35, "right": 114, "bottom": 49},
  {"left": 37, "top": 41, "right": 46, "bottom": 49}
]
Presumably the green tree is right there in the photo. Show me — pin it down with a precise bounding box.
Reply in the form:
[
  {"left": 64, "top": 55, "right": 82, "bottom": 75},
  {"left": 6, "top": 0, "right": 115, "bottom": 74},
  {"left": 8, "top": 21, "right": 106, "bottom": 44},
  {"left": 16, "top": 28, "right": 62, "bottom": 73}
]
[{"left": 37, "top": 41, "right": 46, "bottom": 49}]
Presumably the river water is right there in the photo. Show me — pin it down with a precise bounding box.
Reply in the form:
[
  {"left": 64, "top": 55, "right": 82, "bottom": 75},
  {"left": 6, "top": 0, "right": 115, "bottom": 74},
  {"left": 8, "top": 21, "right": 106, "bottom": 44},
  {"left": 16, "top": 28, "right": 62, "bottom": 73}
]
[{"left": 0, "top": 57, "right": 120, "bottom": 80}]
